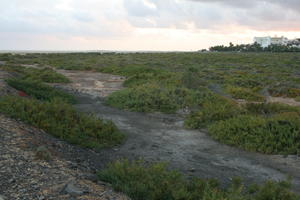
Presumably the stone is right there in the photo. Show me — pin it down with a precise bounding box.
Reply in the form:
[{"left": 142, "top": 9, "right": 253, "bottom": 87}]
[
  {"left": 63, "top": 181, "right": 85, "bottom": 196},
  {"left": 35, "top": 146, "right": 51, "bottom": 161},
  {"left": 0, "top": 195, "right": 6, "bottom": 200}
]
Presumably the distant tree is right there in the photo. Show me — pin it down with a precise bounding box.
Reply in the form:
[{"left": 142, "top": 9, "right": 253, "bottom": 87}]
[{"left": 208, "top": 42, "right": 300, "bottom": 52}]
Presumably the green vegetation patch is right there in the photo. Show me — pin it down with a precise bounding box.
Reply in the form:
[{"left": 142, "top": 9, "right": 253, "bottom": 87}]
[
  {"left": 184, "top": 94, "right": 242, "bottom": 129},
  {"left": 226, "top": 86, "right": 265, "bottom": 102},
  {"left": 23, "top": 67, "right": 71, "bottom": 83},
  {"left": 0, "top": 96, "right": 124, "bottom": 148},
  {"left": 98, "top": 160, "right": 299, "bottom": 200},
  {"left": 244, "top": 103, "right": 300, "bottom": 116},
  {"left": 106, "top": 83, "right": 201, "bottom": 113},
  {"left": 6, "top": 78, "right": 76, "bottom": 104},
  {"left": 0, "top": 65, "right": 70, "bottom": 83},
  {"left": 269, "top": 87, "right": 300, "bottom": 98},
  {"left": 208, "top": 113, "right": 300, "bottom": 154}
]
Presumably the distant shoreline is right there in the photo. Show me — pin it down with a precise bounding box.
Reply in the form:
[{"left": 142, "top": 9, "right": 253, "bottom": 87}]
[{"left": 0, "top": 50, "right": 195, "bottom": 54}]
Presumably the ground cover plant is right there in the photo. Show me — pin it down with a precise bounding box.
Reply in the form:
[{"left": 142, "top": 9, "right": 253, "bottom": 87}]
[
  {"left": 226, "top": 86, "right": 265, "bottom": 102},
  {"left": 208, "top": 113, "right": 300, "bottom": 154},
  {"left": 1, "top": 52, "right": 300, "bottom": 155},
  {"left": 0, "top": 96, "right": 124, "bottom": 148},
  {"left": 98, "top": 159, "right": 299, "bottom": 200},
  {"left": 22, "top": 67, "right": 71, "bottom": 83},
  {"left": 1, "top": 65, "right": 75, "bottom": 103},
  {"left": 0, "top": 65, "right": 70, "bottom": 83},
  {"left": 6, "top": 78, "right": 76, "bottom": 103}
]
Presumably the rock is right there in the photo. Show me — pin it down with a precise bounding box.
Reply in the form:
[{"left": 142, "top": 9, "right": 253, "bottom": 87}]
[
  {"left": 83, "top": 173, "right": 98, "bottom": 183},
  {"left": 189, "top": 168, "right": 196, "bottom": 172},
  {"left": 62, "top": 181, "right": 85, "bottom": 196},
  {"left": 0, "top": 195, "right": 6, "bottom": 200},
  {"left": 35, "top": 146, "right": 51, "bottom": 161}
]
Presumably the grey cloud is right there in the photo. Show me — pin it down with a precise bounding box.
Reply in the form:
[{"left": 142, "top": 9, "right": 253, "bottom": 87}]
[
  {"left": 123, "top": 0, "right": 158, "bottom": 17},
  {"left": 123, "top": 0, "right": 300, "bottom": 31},
  {"left": 188, "top": 0, "right": 300, "bottom": 12}
]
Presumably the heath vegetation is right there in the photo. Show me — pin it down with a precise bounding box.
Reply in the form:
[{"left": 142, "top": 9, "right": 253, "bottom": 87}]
[{"left": 1, "top": 52, "right": 300, "bottom": 154}]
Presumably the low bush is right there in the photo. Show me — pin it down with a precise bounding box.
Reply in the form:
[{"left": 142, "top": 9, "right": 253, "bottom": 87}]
[
  {"left": 269, "top": 87, "right": 300, "bottom": 98},
  {"left": 244, "top": 102, "right": 300, "bottom": 115},
  {"left": 226, "top": 86, "right": 265, "bottom": 101},
  {"left": 106, "top": 83, "right": 202, "bottom": 113},
  {"left": 98, "top": 160, "right": 299, "bottom": 200},
  {"left": 185, "top": 95, "right": 242, "bottom": 129},
  {"left": 208, "top": 113, "right": 300, "bottom": 154},
  {"left": 99, "top": 65, "right": 165, "bottom": 77},
  {"left": 23, "top": 67, "right": 71, "bottom": 83},
  {"left": 6, "top": 78, "right": 76, "bottom": 103},
  {"left": 0, "top": 96, "right": 124, "bottom": 148},
  {"left": 0, "top": 65, "right": 70, "bottom": 83}
]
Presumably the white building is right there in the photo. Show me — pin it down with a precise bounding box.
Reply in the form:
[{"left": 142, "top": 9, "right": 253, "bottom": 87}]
[
  {"left": 254, "top": 36, "right": 289, "bottom": 48},
  {"left": 254, "top": 37, "right": 272, "bottom": 48}
]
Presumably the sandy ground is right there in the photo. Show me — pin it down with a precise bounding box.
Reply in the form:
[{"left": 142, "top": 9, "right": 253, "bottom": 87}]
[
  {"left": 54, "top": 70, "right": 125, "bottom": 98},
  {"left": 268, "top": 96, "right": 300, "bottom": 107},
  {"left": 56, "top": 70, "right": 300, "bottom": 192}
]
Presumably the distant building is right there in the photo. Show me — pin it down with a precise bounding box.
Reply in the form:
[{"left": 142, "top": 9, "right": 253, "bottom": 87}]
[
  {"left": 254, "top": 37, "right": 271, "bottom": 48},
  {"left": 254, "top": 36, "right": 289, "bottom": 47}
]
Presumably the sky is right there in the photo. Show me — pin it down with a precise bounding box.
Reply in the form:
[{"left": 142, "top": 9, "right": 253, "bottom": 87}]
[{"left": 1, "top": 0, "right": 300, "bottom": 51}]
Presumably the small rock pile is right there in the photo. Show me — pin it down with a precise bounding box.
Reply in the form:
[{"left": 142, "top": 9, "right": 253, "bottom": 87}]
[{"left": 0, "top": 115, "right": 129, "bottom": 200}]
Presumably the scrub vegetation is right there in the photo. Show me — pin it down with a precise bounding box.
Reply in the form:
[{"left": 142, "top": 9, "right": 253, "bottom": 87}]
[
  {"left": 6, "top": 78, "right": 76, "bottom": 103},
  {"left": 1, "top": 52, "right": 300, "bottom": 154},
  {"left": 0, "top": 96, "right": 124, "bottom": 148},
  {"left": 0, "top": 64, "right": 124, "bottom": 149},
  {"left": 1, "top": 52, "right": 300, "bottom": 197},
  {"left": 98, "top": 160, "right": 299, "bottom": 200}
]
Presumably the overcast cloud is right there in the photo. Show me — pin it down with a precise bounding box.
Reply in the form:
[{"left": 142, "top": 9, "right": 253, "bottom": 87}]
[{"left": 0, "top": 0, "right": 299, "bottom": 51}]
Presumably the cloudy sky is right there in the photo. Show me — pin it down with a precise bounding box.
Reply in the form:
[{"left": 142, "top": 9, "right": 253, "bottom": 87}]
[{"left": 1, "top": 0, "right": 300, "bottom": 51}]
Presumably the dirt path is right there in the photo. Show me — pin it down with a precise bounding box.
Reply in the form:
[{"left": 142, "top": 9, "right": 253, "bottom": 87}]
[
  {"left": 54, "top": 70, "right": 124, "bottom": 98},
  {"left": 74, "top": 94, "right": 300, "bottom": 191},
  {"left": 56, "top": 70, "right": 300, "bottom": 192}
]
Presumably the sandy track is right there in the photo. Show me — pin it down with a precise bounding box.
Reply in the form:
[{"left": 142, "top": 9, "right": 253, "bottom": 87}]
[
  {"left": 57, "top": 70, "right": 300, "bottom": 192},
  {"left": 54, "top": 70, "right": 125, "bottom": 98},
  {"left": 74, "top": 94, "right": 300, "bottom": 192}
]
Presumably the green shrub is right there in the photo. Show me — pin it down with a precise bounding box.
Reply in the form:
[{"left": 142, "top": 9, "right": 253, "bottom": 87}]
[
  {"left": 6, "top": 78, "right": 76, "bottom": 103},
  {"left": 0, "top": 65, "right": 70, "bottom": 83},
  {"left": 99, "top": 65, "right": 164, "bottom": 77},
  {"left": 23, "top": 67, "right": 71, "bottom": 83},
  {"left": 98, "top": 160, "right": 299, "bottom": 200},
  {"left": 226, "top": 86, "right": 265, "bottom": 101},
  {"left": 185, "top": 95, "right": 242, "bottom": 129},
  {"left": 269, "top": 87, "right": 300, "bottom": 98},
  {"left": 181, "top": 67, "right": 207, "bottom": 89},
  {"left": 0, "top": 96, "right": 124, "bottom": 148},
  {"left": 106, "top": 83, "right": 201, "bottom": 113},
  {"left": 295, "top": 97, "right": 300, "bottom": 102},
  {"left": 244, "top": 103, "right": 300, "bottom": 116},
  {"left": 208, "top": 113, "right": 300, "bottom": 154}
]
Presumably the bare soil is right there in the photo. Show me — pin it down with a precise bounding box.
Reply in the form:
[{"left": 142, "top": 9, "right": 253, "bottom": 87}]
[
  {"left": 268, "top": 96, "right": 300, "bottom": 107},
  {"left": 54, "top": 70, "right": 125, "bottom": 98}
]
